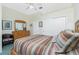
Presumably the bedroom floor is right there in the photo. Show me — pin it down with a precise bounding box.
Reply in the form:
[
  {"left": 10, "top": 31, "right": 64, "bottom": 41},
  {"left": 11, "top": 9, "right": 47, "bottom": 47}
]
[{"left": 0, "top": 44, "right": 13, "bottom": 55}]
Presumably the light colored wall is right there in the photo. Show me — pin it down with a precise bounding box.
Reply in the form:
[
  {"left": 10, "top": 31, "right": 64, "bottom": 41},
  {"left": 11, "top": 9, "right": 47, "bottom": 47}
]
[
  {"left": 31, "top": 7, "right": 75, "bottom": 35},
  {"left": 32, "top": 17, "right": 66, "bottom": 36},
  {"left": 74, "top": 4, "right": 79, "bottom": 22},
  {"left": 2, "top": 6, "right": 31, "bottom": 34},
  {"left": 0, "top": 4, "right": 2, "bottom": 53},
  {"left": 2, "top": 4, "right": 79, "bottom": 36}
]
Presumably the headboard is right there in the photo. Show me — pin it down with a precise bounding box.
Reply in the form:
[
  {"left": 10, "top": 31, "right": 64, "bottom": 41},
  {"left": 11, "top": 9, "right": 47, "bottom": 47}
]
[
  {"left": 75, "top": 20, "right": 79, "bottom": 32},
  {"left": 12, "top": 30, "right": 30, "bottom": 40}
]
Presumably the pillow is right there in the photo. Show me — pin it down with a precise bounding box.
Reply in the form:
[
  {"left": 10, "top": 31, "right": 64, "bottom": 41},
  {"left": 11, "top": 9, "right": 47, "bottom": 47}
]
[
  {"left": 62, "top": 36, "right": 79, "bottom": 52},
  {"left": 56, "top": 31, "right": 74, "bottom": 48},
  {"left": 74, "top": 33, "right": 79, "bottom": 37},
  {"left": 55, "top": 36, "right": 79, "bottom": 54},
  {"left": 74, "top": 33, "right": 79, "bottom": 48},
  {"left": 64, "top": 29, "right": 74, "bottom": 33}
]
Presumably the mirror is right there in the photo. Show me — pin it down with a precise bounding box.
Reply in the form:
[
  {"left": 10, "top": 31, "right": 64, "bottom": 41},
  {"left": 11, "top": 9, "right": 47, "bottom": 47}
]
[{"left": 15, "top": 20, "right": 26, "bottom": 31}]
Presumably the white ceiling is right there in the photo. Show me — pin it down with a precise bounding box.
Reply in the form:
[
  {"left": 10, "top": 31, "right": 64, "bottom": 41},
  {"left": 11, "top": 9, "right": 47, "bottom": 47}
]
[{"left": 2, "top": 3, "right": 73, "bottom": 15}]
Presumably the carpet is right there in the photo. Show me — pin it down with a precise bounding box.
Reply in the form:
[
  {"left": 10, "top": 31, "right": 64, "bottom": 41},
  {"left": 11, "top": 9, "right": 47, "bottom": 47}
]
[{"left": 0, "top": 44, "right": 13, "bottom": 55}]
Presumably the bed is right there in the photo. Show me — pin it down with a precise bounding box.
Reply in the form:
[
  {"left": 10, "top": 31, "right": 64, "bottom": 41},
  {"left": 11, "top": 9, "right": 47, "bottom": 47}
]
[
  {"left": 11, "top": 30, "right": 79, "bottom": 55},
  {"left": 11, "top": 34, "right": 55, "bottom": 55}
]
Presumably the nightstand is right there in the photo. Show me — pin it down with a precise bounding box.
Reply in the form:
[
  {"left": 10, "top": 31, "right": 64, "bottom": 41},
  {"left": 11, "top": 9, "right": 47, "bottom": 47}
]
[{"left": 2, "top": 34, "right": 13, "bottom": 46}]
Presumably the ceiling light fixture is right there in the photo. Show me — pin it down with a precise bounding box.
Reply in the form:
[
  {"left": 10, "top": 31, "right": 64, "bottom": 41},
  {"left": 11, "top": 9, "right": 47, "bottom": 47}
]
[
  {"left": 29, "top": 4, "right": 34, "bottom": 9},
  {"left": 39, "top": 7, "right": 43, "bottom": 9},
  {"left": 26, "top": 3, "right": 35, "bottom": 9},
  {"left": 26, "top": 3, "right": 43, "bottom": 10}
]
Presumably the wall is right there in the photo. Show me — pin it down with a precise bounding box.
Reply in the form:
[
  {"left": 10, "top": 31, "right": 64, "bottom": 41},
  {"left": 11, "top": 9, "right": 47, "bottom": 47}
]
[
  {"left": 2, "top": 5, "right": 77, "bottom": 36},
  {"left": 32, "top": 17, "right": 66, "bottom": 36},
  {"left": 74, "top": 4, "right": 79, "bottom": 22},
  {"left": 0, "top": 4, "right": 2, "bottom": 53},
  {"left": 31, "top": 7, "right": 75, "bottom": 35},
  {"left": 2, "top": 6, "right": 31, "bottom": 34}
]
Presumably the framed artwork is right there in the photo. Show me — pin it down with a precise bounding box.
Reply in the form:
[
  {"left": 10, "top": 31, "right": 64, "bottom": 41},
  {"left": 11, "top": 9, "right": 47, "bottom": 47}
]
[
  {"left": 2, "top": 20, "right": 12, "bottom": 30},
  {"left": 30, "top": 24, "right": 32, "bottom": 27},
  {"left": 39, "top": 21, "right": 43, "bottom": 27}
]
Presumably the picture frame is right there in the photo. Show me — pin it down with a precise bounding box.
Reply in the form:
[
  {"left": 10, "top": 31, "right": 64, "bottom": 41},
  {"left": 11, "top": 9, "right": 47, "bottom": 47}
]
[
  {"left": 39, "top": 21, "right": 43, "bottom": 27},
  {"left": 2, "top": 20, "right": 12, "bottom": 30}
]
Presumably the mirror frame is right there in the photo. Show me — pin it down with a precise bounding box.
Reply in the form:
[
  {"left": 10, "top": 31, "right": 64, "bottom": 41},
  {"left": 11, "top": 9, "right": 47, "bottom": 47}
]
[{"left": 14, "top": 20, "right": 26, "bottom": 31}]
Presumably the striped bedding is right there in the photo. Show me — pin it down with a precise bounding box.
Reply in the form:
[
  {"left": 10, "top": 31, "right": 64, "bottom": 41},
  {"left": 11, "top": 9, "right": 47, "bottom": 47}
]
[
  {"left": 13, "top": 35, "right": 55, "bottom": 55},
  {"left": 13, "top": 32, "right": 79, "bottom": 55}
]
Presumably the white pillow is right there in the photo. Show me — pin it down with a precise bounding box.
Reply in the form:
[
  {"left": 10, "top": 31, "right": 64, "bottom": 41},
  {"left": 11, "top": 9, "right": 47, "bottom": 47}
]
[
  {"left": 64, "top": 30, "right": 74, "bottom": 35},
  {"left": 74, "top": 33, "right": 79, "bottom": 37}
]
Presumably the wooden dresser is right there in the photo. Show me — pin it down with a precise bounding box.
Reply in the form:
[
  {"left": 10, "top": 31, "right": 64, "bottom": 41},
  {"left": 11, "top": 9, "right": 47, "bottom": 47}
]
[{"left": 12, "top": 30, "right": 30, "bottom": 40}]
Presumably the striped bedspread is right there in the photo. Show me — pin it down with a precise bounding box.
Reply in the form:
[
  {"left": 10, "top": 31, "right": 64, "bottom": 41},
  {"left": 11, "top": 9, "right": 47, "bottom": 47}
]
[
  {"left": 13, "top": 35, "right": 55, "bottom": 55},
  {"left": 13, "top": 32, "right": 79, "bottom": 55}
]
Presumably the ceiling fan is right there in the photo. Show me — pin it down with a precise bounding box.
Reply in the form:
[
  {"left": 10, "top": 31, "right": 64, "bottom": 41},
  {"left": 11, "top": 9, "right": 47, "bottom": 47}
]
[{"left": 26, "top": 3, "right": 43, "bottom": 10}]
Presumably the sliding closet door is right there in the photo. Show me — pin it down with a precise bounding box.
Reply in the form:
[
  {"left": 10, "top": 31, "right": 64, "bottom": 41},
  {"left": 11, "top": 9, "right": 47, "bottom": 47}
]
[{"left": 43, "top": 17, "right": 66, "bottom": 36}]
